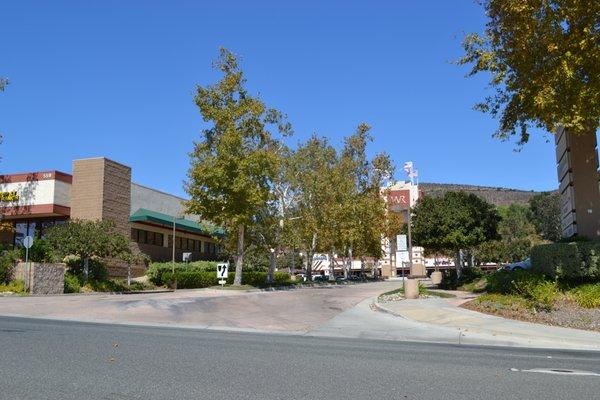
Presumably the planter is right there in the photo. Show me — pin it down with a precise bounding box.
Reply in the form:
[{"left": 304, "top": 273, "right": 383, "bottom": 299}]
[
  {"left": 431, "top": 271, "right": 442, "bottom": 285},
  {"left": 405, "top": 278, "right": 419, "bottom": 299}
]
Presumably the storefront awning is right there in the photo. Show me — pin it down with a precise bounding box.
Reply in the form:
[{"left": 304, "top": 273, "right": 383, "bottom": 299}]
[{"left": 129, "top": 208, "right": 223, "bottom": 237}]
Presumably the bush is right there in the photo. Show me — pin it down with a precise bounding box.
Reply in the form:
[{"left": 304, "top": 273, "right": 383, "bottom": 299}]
[
  {"left": 147, "top": 261, "right": 218, "bottom": 285},
  {"left": 570, "top": 284, "right": 600, "bottom": 309},
  {"left": 21, "top": 239, "right": 54, "bottom": 263},
  {"left": 531, "top": 242, "right": 600, "bottom": 282},
  {"left": 160, "top": 270, "right": 292, "bottom": 289},
  {"left": 162, "top": 271, "right": 218, "bottom": 289},
  {"left": 0, "top": 280, "right": 25, "bottom": 294},
  {"left": 0, "top": 249, "right": 20, "bottom": 283},
  {"left": 439, "top": 267, "right": 485, "bottom": 290},
  {"left": 64, "top": 273, "right": 81, "bottom": 293},
  {"left": 64, "top": 255, "right": 108, "bottom": 281},
  {"left": 486, "top": 269, "right": 559, "bottom": 310}
]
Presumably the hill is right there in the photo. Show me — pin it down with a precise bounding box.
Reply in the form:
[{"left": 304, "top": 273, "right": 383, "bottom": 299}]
[{"left": 419, "top": 182, "right": 554, "bottom": 207}]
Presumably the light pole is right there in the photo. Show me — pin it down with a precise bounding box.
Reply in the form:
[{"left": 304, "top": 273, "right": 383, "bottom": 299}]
[{"left": 171, "top": 216, "right": 179, "bottom": 290}]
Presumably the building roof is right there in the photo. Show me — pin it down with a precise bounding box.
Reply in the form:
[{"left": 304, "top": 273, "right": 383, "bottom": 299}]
[{"left": 129, "top": 208, "right": 223, "bottom": 237}]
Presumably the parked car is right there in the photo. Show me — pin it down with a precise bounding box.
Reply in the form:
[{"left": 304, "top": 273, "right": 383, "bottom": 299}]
[{"left": 503, "top": 258, "right": 532, "bottom": 271}]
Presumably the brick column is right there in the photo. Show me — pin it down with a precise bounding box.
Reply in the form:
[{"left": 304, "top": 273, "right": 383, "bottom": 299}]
[
  {"left": 555, "top": 128, "right": 600, "bottom": 240},
  {"left": 70, "top": 157, "right": 131, "bottom": 236}
]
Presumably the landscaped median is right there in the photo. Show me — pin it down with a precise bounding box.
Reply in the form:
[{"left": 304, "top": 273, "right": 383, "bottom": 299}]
[{"left": 462, "top": 269, "right": 600, "bottom": 332}]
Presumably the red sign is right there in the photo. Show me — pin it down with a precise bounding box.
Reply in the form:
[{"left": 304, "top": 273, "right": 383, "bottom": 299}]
[{"left": 387, "top": 190, "right": 410, "bottom": 210}]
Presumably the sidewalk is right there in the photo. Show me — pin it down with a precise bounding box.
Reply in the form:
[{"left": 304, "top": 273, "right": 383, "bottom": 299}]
[{"left": 374, "top": 296, "right": 600, "bottom": 351}]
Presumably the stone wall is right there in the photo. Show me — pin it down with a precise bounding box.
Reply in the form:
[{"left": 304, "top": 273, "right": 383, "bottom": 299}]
[{"left": 13, "top": 262, "right": 65, "bottom": 295}]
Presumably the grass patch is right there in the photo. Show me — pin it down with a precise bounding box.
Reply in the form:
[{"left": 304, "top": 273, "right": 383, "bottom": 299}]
[
  {"left": 569, "top": 284, "right": 600, "bottom": 309},
  {"left": 457, "top": 277, "right": 488, "bottom": 293},
  {"left": 0, "top": 280, "right": 26, "bottom": 294},
  {"left": 472, "top": 293, "right": 532, "bottom": 312},
  {"left": 209, "top": 284, "right": 258, "bottom": 291},
  {"left": 427, "top": 290, "right": 457, "bottom": 298}
]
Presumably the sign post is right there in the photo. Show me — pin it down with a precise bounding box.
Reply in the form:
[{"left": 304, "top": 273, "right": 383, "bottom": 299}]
[
  {"left": 23, "top": 236, "right": 34, "bottom": 293},
  {"left": 216, "top": 263, "right": 229, "bottom": 286}
]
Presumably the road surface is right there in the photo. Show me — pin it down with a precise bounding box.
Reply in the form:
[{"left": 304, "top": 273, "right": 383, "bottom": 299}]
[{"left": 1, "top": 316, "right": 599, "bottom": 399}]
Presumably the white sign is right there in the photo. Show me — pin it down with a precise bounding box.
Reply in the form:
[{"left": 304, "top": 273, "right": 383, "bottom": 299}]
[
  {"left": 23, "top": 236, "right": 34, "bottom": 249},
  {"left": 182, "top": 252, "right": 192, "bottom": 262},
  {"left": 217, "top": 263, "right": 229, "bottom": 285},
  {"left": 396, "top": 251, "right": 409, "bottom": 263},
  {"left": 397, "top": 234, "right": 407, "bottom": 252}
]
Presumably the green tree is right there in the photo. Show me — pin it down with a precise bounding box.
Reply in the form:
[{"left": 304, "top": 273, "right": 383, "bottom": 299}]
[
  {"left": 287, "top": 135, "right": 338, "bottom": 280},
  {"left": 497, "top": 204, "right": 536, "bottom": 241},
  {"left": 459, "top": 1, "right": 600, "bottom": 144},
  {"left": 186, "top": 48, "right": 291, "bottom": 286},
  {"left": 411, "top": 191, "right": 500, "bottom": 275},
  {"left": 529, "top": 192, "right": 561, "bottom": 242},
  {"left": 45, "top": 220, "right": 131, "bottom": 280}
]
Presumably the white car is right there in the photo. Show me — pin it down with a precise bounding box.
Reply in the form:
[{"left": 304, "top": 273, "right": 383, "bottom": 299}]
[{"left": 504, "top": 258, "right": 531, "bottom": 271}]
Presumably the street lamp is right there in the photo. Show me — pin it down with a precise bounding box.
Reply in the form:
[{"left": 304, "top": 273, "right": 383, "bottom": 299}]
[{"left": 171, "top": 215, "right": 184, "bottom": 290}]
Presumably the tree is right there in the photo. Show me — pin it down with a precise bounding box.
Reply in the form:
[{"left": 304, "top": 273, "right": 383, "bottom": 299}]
[
  {"left": 287, "top": 135, "right": 338, "bottom": 280},
  {"left": 186, "top": 48, "right": 291, "bottom": 286},
  {"left": 529, "top": 192, "right": 561, "bottom": 242},
  {"left": 459, "top": 1, "right": 600, "bottom": 144},
  {"left": 474, "top": 204, "right": 537, "bottom": 264},
  {"left": 497, "top": 204, "right": 536, "bottom": 241},
  {"left": 45, "top": 220, "right": 131, "bottom": 280},
  {"left": 411, "top": 191, "right": 500, "bottom": 275}
]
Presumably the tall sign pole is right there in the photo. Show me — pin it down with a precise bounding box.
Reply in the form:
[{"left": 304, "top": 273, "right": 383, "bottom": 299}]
[{"left": 402, "top": 161, "right": 417, "bottom": 277}]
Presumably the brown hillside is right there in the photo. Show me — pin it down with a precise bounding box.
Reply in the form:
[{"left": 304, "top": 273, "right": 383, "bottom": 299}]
[{"left": 419, "top": 183, "right": 555, "bottom": 207}]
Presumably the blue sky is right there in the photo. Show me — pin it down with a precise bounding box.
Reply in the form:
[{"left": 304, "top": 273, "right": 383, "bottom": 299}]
[{"left": 1, "top": 0, "right": 567, "bottom": 197}]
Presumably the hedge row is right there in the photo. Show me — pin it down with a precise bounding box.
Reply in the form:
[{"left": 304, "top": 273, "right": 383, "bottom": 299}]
[
  {"left": 147, "top": 261, "right": 218, "bottom": 285},
  {"left": 161, "top": 270, "right": 291, "bottom": 289},
  {"left": 531, "top": 242, "right": 600, "bottom": 282}
]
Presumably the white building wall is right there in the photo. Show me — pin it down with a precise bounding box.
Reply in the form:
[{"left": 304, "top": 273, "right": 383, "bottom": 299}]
[
  {"left": 130, "top": 183, "right": 195, "bottom": 219},
  {"left": 0, "top": 179, "right": 70, "bottom": 207}
]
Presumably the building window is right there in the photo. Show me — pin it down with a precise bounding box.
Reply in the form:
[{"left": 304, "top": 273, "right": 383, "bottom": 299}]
[{"left": 132, "top": 228, "right": 164, "bottom": 247}]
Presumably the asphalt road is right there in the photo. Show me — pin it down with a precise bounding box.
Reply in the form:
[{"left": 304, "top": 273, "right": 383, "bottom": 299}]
[{"left": 1, "top": 317, "right": 599, "bottom": 400}]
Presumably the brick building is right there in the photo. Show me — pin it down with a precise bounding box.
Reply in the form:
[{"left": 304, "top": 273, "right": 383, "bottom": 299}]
[{"left": 0, "top": 157, "right": 220, "bottom": 264}]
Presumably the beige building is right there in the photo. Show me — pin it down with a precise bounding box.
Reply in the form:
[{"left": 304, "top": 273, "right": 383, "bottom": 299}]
[{"left": 0, "top": 157, "right": 220, "bottom": 266}]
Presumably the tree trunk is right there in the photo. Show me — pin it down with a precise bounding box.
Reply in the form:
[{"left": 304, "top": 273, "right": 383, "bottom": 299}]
[
  {"left": 328, "top": 250, "right": 335, "bottom": 281},
  {"left": 83, "top": 257, "right": 90, "bottom": 281},
  {"left": 233, "top": 225, "right": 245, "bottom": 286},
  {"left": 306, "top": 232, "right": 317, "bottom": 281},
  {"left": 360, "top": 257, "right": 365, "bottom": 278},
  {"left": 347, "top": 246, "right": 353, "bottom": 279},
  {"left": 455, "top": 249, "right": 463, "bottom": 281}
]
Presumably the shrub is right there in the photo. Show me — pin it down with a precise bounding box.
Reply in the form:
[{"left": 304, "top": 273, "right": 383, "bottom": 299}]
[
  {"left": 439, "top": 267, "right": 485, "bottom": 290},
  {"left": 64, "top": 255, "right": 108, "bottom": 281},
  {"left": 486, "top": 269, "right": 559, "bottom": 310},
  {"left": 64, "top": 273, "right": 81, "bottom": 293},
  {"left": 162, "top": 271, "right": 218, "bottom": 289},
  {"left": 0, "top": 249, "right": 20, "bottom": 283},
  {"left": 531, "top": 242, "right": 600, "bottom": 282},
  {"left": 273, "top": 271, "right": 291, "bottom": 285},
  {"left": 160, "top": 270, "right": 292, "bottom": 289},
  {"left": 570, "top": 284, "right": 600, "bottom": 309},
  {"left": 21, "top": 239, "right": 54, "bottom": 263},
  {"left": 147, "top": 261, "right": 218, "bottom": 285},
  {"left": 0, "top": 280, "right": 25, "bottom": 294}
]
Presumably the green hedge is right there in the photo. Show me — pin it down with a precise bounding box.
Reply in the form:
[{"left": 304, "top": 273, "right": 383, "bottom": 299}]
[
  {"left": 147, "top": 261, "right": 219, "bottom": 285},
  {"left": 531, "top": 242, "right": 600, "bottom": 282},
  {"left": 161, "top": 270, "right": 292, "bottom": 289}
]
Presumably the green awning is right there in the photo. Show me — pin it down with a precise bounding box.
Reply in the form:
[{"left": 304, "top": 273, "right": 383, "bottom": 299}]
[{"left": 129, "top": 208, "right": 223, "bottom": 237}]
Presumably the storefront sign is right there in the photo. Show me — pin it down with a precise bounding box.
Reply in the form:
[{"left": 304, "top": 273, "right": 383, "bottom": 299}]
[
  {"left": 387, "top": 190, "right": 410, "bottom": 211},
  {"left": 0, "top": 191, "right": 19, "bottom": 202}
]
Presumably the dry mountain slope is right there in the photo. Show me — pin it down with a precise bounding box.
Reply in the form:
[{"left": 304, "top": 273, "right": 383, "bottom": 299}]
[{"left": 419, "top": 183, "right": 554, "bottom": 207}]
